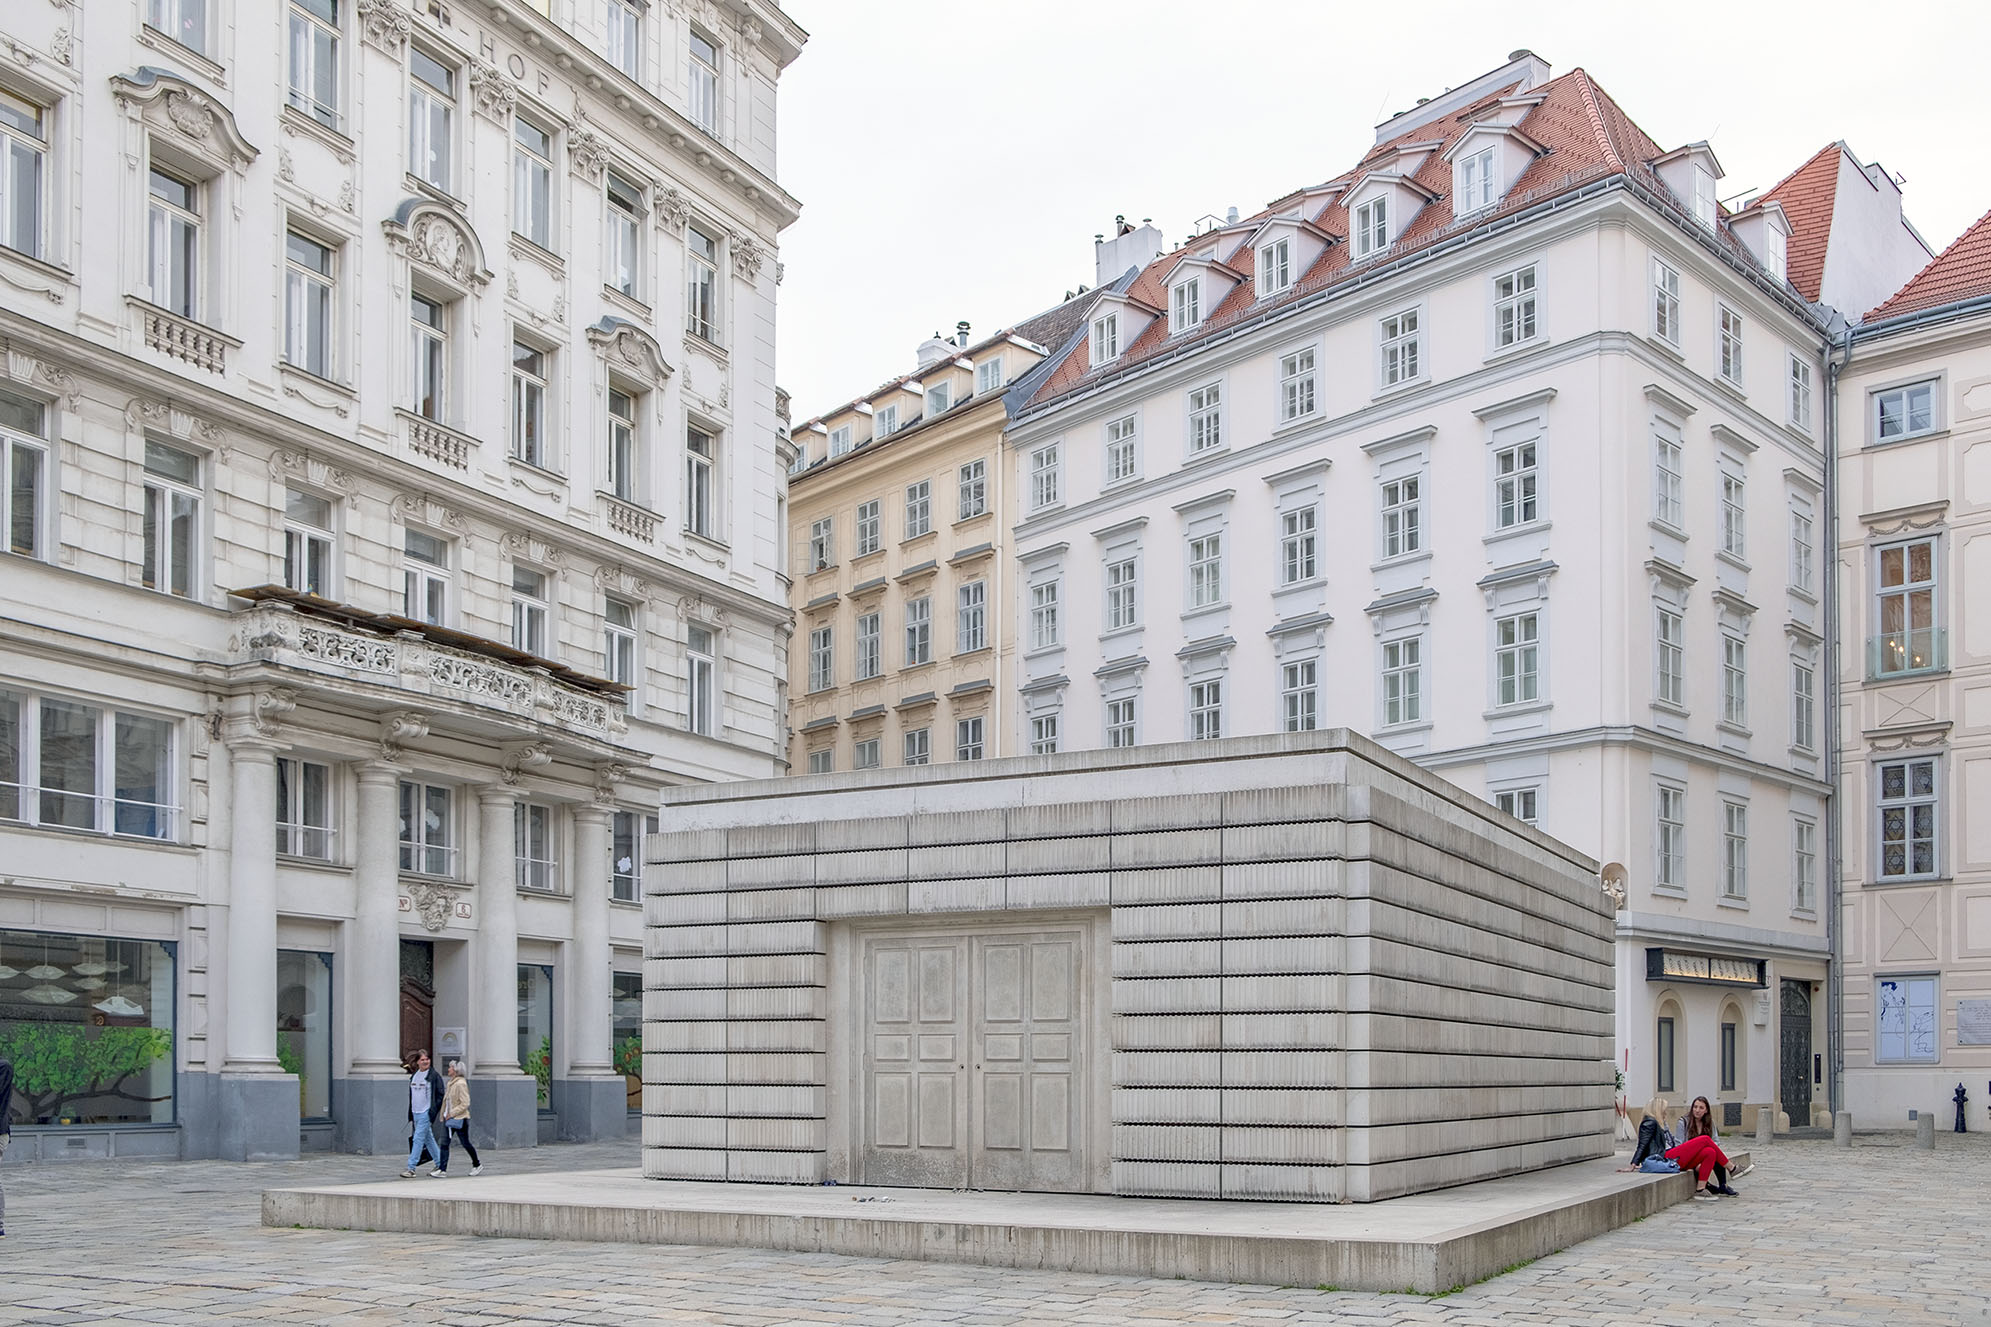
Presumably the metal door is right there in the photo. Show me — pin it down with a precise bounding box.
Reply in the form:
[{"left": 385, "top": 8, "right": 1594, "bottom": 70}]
[
  {"left": 1780, "top": 979, "right": 1812, "bottom": 1125},
  {"left": 860, "top": 935, "right": 970, "bottom": 1187},
  {"left": 971, "top": 932, "right": 1082, "bottom": 1191}
]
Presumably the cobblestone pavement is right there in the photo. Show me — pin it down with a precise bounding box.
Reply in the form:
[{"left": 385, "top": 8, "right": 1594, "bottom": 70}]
[{"left": 2, "top": 1132, "right": 1987, "bottom": 1326}]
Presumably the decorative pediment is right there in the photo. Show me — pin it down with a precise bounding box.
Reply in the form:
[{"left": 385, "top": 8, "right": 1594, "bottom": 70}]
[
  {"left": 587, "top": 317, "right": 673, "bottom": 382},
  {"left": 268, "top": 447, "right": 356, "bottom": 494},
  {"left": 111, "top": 67, "right": 259, "bottom": 173},
  {"left": 383, "top": 198, "right": 492, "bottom": 293}
]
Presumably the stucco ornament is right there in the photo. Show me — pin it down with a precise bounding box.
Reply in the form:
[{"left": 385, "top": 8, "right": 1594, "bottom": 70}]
[
  {"left": 253, "top": 687, "right": 299, "bottom": 739},
  {"left": 728, "top": 231, "right": 767, "bottom": 281},
  {"left": 593, "top": 763, "right": 629, "bottom": 804},
  {"left": 384, "top": 203, "right": 493, "bottom": 293},
  {"left": 586, "top": 318, "right": 673, "bottom": 383},
  {"left": 568, "top": 118, "right": 608, "bottom": 182},
  {"left": 406, "top": 881, "right": 454, "bottom": 933},
  {"left": 379, "top": 710, "right": 430, "bottom": 761},
  {"left": 468, "top": 59, "right": 517, "bottom": 122},
  {"left": 655, "top": 186, "right": 691, "bottom": 233},
  {"left": 356, "top": 0, "right": 412, "bottom": 54},
  {"left": 501, "top": 742, "right": 555, "bottom": 786},
  {"left": 165, "top": 88, "right": 215, "bottom": 140}
]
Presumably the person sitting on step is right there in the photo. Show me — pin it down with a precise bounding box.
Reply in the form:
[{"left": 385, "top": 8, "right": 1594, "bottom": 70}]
[{"left": 1666, "top": 1095, "right": 1740, "bottom": 1198}]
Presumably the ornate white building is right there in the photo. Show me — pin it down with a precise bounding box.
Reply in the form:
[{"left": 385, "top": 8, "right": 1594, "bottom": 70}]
[{"left": 0, "top": 0, "right": 803, "bottom": 1160}]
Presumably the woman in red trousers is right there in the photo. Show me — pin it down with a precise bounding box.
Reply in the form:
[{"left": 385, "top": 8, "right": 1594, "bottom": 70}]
[{"left": 1666, "top": 1095, "right": 1739, "bottom": 1197}]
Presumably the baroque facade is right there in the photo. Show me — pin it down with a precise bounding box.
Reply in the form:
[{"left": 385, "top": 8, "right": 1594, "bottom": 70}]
[{"left": 0, "top": 0, "right": 803, "bottom": 1159}]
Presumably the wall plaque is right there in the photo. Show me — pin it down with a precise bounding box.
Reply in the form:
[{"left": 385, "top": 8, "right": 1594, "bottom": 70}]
[{"left": 1959, "top": 999, "right": 1991, "bottom": 1046}]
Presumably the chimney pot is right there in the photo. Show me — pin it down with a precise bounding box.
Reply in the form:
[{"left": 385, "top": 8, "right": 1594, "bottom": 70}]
[{"left": 1509, "top": 47, "right": 1533, "bottom": 61}]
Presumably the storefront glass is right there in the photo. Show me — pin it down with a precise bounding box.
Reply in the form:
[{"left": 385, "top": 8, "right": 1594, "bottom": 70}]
[
  {"left": 612, "top": 971, "right": 642, "bottom": 1112},
  {"left": 517, "top": 963, "right": 553, "bottom": 1108},
  {"left": 276, "top": 950, "right": 333, "bottom": 1120},
  {"left": 0, "top": 927, "right": 175, "bottom": 1126}
]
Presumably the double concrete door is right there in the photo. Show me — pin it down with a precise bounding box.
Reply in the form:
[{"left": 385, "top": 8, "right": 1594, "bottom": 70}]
[{"left": 859, "top": 924, "right": 1086, "bottom": 1192}]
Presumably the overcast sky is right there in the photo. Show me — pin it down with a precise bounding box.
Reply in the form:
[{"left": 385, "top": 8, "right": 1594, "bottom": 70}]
[{"left": 771, "top": 1, "right": 1989, "bottom": 415}]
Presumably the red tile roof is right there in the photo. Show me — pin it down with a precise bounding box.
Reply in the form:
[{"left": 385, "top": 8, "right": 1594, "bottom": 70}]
[
  {"left": 1759, "top": 144, "right": 1845, "bottom": 302},
  {"left": 1867, "top": 206, "right": 1991, "bottom": 320}
]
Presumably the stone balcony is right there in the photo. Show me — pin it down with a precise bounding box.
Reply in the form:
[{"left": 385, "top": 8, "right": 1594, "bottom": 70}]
[
  {"left": 131, "top": 297, "right": 240, "bottom": 374},
  {"left": 399, "top": 409, "right": 479, "bottom": 470}
]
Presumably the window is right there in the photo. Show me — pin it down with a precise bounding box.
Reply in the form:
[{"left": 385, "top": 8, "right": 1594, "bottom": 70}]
[
  {"left": 1721, "top": 800, "right": 1748, "bottom": 900},
  {"left": 141, "top": 440, "right": 200, "bottom": 600},
  {"left": 1105, "top": 556, "right": 1138, "bottom": 631},
  {"left": 955, "top": 717, "right": 984, "bottom": 762},
  {"left": 1875, "top": 380, "right": 1937, "bottom": 441},
  {"left": 0, "top": 927, "right": 178, "bottom": 1124},
  {"left": 975, "top": 358, "right": 1004, "bottom": 395},
  {"left": 1, "top": 393, "right": 50, "bottom": 559},
  {"left": 1279, "top": 347, "right": 1316, "bottom": 423},
  {"left": 828, "top": 425, "right": 852, "bottom": 457},
  {"left": 1187, "top": 532, "right": 1223, "bottom": 609},
  {"left": 0, "top": 90, "right": 46, "bottom": 259},
  {"left": 1281, "top": 504, "right": 1318, "bottom": 584},
  {"left": 1495, "top": 787, "right": 1539, "bottom": 827},
  {"left": 1105, "top": 697, "right": 1137, "bottom": 748},
  {"left": 1718, "top": 307, "right": 1744, "bottom": 387},
  {"left": 874, "top": 404, "right": 898, "bottom": 439},
  {"left": 1790, "top": 509, "right": 1815, "bottom": 595},
  {"left": 1789, "top": 356, "right": 1814, "bottom": 433},
  {"left": 0, "top": 693, "right": 176, "bottom": 838},
  {"left": 1719, "top": 471, "right": 1746, "bottom": 558},
  {"left": 688, "top": 28, "right": 720, "bottom": 134},
  {"left": 807, "top": 625, "right": 833, "bottom": 692},
  {"left": 511, "top": 567, "right": 550, "bottom": 656},
  {"left": 904, "top": 596, "right": 930, "bottom": 665},
  {"left": 1458, "top": 146, "right": 1497, "bottom": 213},
  {"left": 1720, "top": 635, "right": 1747, "bottom": 727},
  {"left": 287, "top": 0, "right": 342, "bottom": 130},
  {"left": 1656, "top": 784, "right": 1685, "bottom": 889},
  {"left": 1029, "top": 713, "right": 1059, "bottom": 756},
  {"left": 1258, "top": 237, "right": 1291, "bottom": 295},
  {"left": 684, "top": 424, "right": 716, "bottom": 538},
  {"left": 1170, "top": 277, "right": 1200, "bottom": 333},
  {"left": 1105, "top": 415, "right": 1138, "bottom": 484},
  {"left": 854, "top": 612, "right": 881, "bottom": 681},
  {"left": 282, "top": 490, "right": 334, "bottom": 597},
  {"left": 611, "top": 809, "right": 656, "bottom": 902},
  {"left": 854, "top": 500, "right": 881, "bottom": 556},
  {"left": 605, "top": 172, "right": 644, "bottom": 298},
  {"left": 1282, "top": 659, "right": 1318, "bottom": 732},
  {"left": 1874, "top": 537, "right": 1940, "bottom": 675},
  {"left": 146, "top": 167, "right": 200, "bottom": 319},
  {"left": 1655, "top": 608, "right": 1684, "bottom": 707},
  {"left": 604, "top": 0, "right": 642, "bottom": 78},
  {"left": 1188, "top": 678, "right": 1223, "bottom": 740},
  {"left": 397, "top": 780, "right": 454, "bottom": 876},
  {"left": 1494, "top": 611, "right": 1540, "bottom": 707},
  {"left": 1765, "top": 225, "right": 1788, "bottom": 283},
  {"left": 1188, "top": 382, "right": 1223, "bottom": 454},
  {"left": 1494, "top": 442, "right": 1538, "bottom": 528},
  {"left": 1692, "top": 166, "right": 1717, "bottom": 228},
  {"left": 284, "top": 231, "right": 336, "bottom": 378},
  {"left": 685, "top": 224, "right": 719, "bottom": 341},
  {"left": 606, "top": 388, "right": 638, "bottom": 499},
  {"left": 903, "top": 728, "right": 929, "bottom": 766},
  {"left": 1380, "top": 309, "right": 1421, "bottom": 387},
  {"left": 511, "top": 342, "right": 549, "bottom": 467},
  {"left": 853, "top": 737, "right": 881, "bottom": 770},
  {"left": 1792, "top": 660, "right": 1815, "bottom": 753},
  {"left": 1876, "top": 757, "right": 1939, "bottom": 881},
  {"left": 501, "top": 121, "right": 556, "bottom": 260},
  {"left": 1493, "top": 265, "right": 1537, "bottom": 347},
  {"left": 926, "top": 381, "right": 951, "bottom": 417},
  {"left": 1354, "top": 197, "right": 1388, "bottom": 257},
  {"left": 408, "top": 48, "right": 456, "bottom": 193},
  {"left": 514, "top": 802, "right": 558, "bottom": 891},
  {"left": 1876, "top": 976, "right": 1937, "bottom": 1063},
  {"left": 276, "top": 757, "right": 332, "bottom": 859},
  {"left": 806, "top": 749, "right": 832, "bottom": 775},
  {"left": 685, "top": 623, "right": 716, "bottom": 734},
  {"left": 1030, "top": 443, "right": 1061, "bottom": 510},
  {"left": 1653, "top": 429, "right": 1684, "bottom": 529},
  {"left": 147, "top": 0, "right": 208, "bottom": 52},
  {"left": 402, "top": 529, "right": 449, "bottom": 624},
  {"left": 957, "top": 459, "right": 986, "bottom": 519},
  {"left": 1382, "top": 636, "right": 1421, "bottom": 725},
  {"left": 1652, "top": 259, "right": 1680, "bottom": 345},
  {"left": 1655, "top": 1016, "right": 1676, "bottom": 1093},
  {"left": 956, "top": 581, "right": 987, "bottom": 653},
  {"left": 903, "top": 479, "right": 931, "bottom": 538},
  {"left": 604, "top": 596, "right": 639, "bottom": 692},
  {"left": 1792, "top": 817, "right": 1817, "bottom": 913},
  {"left": 1381, "top": 477, "right": 1420, "bottom": 558},
  {"left": 1091, "top": 312, "right": 1118, "bottom": 364},
  {"left": 1029, "top": 581, "right": 1060, "bottom": 651},
  {"left": 1719, "top": 1021, "right": 1737, "bottom": 1093},
  {"left": 409, "top": 293, "right": 447, "bottom": 421}
]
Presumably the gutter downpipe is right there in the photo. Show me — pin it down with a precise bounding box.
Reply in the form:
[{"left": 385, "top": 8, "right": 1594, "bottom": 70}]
[{"left": 1824, "top": 316, "right": 1851, "bottom": 1119}]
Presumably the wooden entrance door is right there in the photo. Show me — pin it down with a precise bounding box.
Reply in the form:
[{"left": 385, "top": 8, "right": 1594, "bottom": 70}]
[{"left": 399, "top": 939, "right": 435, "bottom": 1066}]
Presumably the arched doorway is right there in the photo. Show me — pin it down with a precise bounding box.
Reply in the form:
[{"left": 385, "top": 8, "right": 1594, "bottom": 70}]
[{"left": 1779, "top": 980, "right": 1812, "bottom": 1126}]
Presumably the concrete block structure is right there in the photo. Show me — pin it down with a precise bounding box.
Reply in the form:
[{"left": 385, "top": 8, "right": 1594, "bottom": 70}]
[{"left": 645, "top": 731, "right": 1614, "bottom": 1202}]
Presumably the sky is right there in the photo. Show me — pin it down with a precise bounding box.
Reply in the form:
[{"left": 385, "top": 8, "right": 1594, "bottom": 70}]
[{"left": 769, "top": 0, "right": 1991, "bottom": 416}]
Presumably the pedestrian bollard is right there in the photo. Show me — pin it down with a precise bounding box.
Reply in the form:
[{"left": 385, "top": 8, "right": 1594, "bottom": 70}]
[
  {"left": 1756, "top": 1106, "right": 1774, "bottom": 1145},
  {"left": 1834, "top": 1111, "right": 1853, "bottom": 1147},
  {"left": 1916, "top": 1114, "right": 1935, "bottom": 1149}
]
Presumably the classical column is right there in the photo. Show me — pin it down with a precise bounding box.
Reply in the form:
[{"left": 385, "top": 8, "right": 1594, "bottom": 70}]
[
  {"left": 558, "top": 803, "right": 626, "bottom": 1141},
  {"left": 217, "top": 729, "right": 298, "bottom": 1160},
  {"left": 350, "top": 762, "right": 406, "bottom": 1075},
  {"left": 473, "top": 783, "right": 538, "bottom": 1147}
]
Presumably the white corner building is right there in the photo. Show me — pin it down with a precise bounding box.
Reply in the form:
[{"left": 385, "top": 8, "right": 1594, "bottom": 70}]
[{"left": 0, "top": 0, "right": 803, "bottom": 1160}]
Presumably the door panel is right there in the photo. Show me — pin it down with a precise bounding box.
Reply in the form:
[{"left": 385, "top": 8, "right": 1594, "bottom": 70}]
[
  {"left": 861, "top": 937, "right": 968, "bottom": 1187},
  {"left": 972, "top": 932, "right": 1082, "bottom": 1192},
  {"left": 1780, "top": 980, "right": 1813, "bottom": 1124}
]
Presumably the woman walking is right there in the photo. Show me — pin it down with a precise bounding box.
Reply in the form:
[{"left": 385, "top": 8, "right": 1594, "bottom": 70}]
[{"left": 434, "top": 1059, "right": 481, "bottom": 1177}]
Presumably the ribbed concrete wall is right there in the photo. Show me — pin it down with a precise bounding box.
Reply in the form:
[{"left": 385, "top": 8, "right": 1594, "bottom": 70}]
[{"left": 644, "top": 731, "right": 1612, "bottom": 1202}]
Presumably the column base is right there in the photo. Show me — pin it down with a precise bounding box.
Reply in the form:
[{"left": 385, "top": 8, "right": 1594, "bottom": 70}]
[
  {"left": 335, "top": 1075, "right": 422, "bottom": 1157},
  {"left": 218, "top": 1072, "right": 301, "bottom": 1161},
  {"left": 551, "top": 1076, "right": 631, "bottom": 1143},
  {"left": 469, "top": 1073, "right": 540, "bottom": 1150}
]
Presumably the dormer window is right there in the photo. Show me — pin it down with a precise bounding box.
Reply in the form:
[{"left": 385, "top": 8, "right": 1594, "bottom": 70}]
[
  {"left": 926, "top": 382, "right": 951, "bottom": 416},
  {"left": 1170, "top": 277, "right": 1201, "bottom": 333},
  {"left": 1259, "top": 238, "right": 1291, "bottom": 295},
  {"left": 1355, "top": 198, "right": 1389, "bottom": 258},
  {"left": 1091, "top": 312, "right": 1119, "bottom": 365},
  {"left": 1692, "top": 166, "right": 1717, "bottom": 228},
  {"left": 976, "top": 358, "right": 1003, "bottom": 394},
  {"left": 1458, "top": 147, "right": 1497, "bottom": 213},
  {"left": 1765, "top": 225, "right": 1787, "bottom": 284},
  {"left": 829, "top": 425, "right": 851, "bottom": 456},
  {"left": 875, "top": 404, "right": 898, "bottom": 439}
]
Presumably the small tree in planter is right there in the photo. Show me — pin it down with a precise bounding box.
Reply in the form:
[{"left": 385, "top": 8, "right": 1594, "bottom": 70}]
[
  {"left": 0, "top": 1024, "right": 173, "bottom": 1123},
  {"left": 523, "top": 1034, "right": 552, "bottom": 1107},
  {"left": 614, "top": 1035, "right": 642, "bottom": 1109}
]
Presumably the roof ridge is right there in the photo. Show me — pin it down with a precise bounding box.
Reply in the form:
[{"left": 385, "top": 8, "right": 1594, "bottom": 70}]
[
  {"left": 1868, "top": 203, "right": 1991, "bottom": 319},
  {"left": 1760, "top": 142, "right": 1845, "bottom": 204},
  {"left": 1566, "top": 68, "right": 1625, "bottom": 171}
]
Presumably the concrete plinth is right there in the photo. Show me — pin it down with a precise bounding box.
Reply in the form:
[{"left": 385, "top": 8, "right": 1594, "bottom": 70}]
[
  {"left": 471, "top": 1075, "right": 540, "bottom": 1150},
  {"left": 336, "top": 1076, "right": 422, "bottom": 1157},
  {"left": 1835, "top": 1112, "right": 1853, "bottom": 1147},
  {"left": 552, "top": 1077, "right": 629, "bottom": 1143},
  {"left": 218, "top": 1074, "right": 301, "bottom": 1161},
  {"left": 1916, "top": 1115, "right": 1936, "bottom": 1149}
]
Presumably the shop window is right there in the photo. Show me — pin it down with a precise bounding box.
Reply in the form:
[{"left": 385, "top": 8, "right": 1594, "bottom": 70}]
[
  {"left": 517, "top": 963, "right": 554, "bottom": 1107},
  {"left": 612, "top": 970, "right": 642, "bottom": 1112},
  {"left": 1719, "top": 1019, "right": 1737, "bottom": 1093},
  {"left": 276, "top": 949, "right": 332, "bottom": 1120},
  {"left": 0, "top": 928, "right": 176, "bottom": 1126}
]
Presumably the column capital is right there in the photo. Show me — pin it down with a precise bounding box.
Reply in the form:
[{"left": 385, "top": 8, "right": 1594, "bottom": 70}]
[
  {"left": 478, "top": 782, "right": 523, "bottom": 807},
  {"left": 572, "top": 803, "right": 614, "bottom": 828},
  {"left": 355, "top": 759, "right": 407, "bottom": 787}
]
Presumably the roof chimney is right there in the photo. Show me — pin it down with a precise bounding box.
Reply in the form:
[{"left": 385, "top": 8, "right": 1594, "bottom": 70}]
[
  {"left": 1225, "top": 206, "right": 1240, "bottom": 225},
  {"left": 955, "top": 320, "right": 971, "bottom": 347},
  {"left": 1093, "top": 215, "right": 1165, "bottom": 287},
  {"left": 916, "top": 332, "right": 952, "bottom": 369}
]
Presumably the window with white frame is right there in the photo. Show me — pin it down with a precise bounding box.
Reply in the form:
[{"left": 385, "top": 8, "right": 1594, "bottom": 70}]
[
  {"left": 1788, "top": 355, "right": 1814, "bottom": 433},
  {"left": 510, "top": 342, "right": 550, "bottom": 467},
  {"left": 853, "top": 499, "right": 880, "bottom": 557},
  {"left": 1104, "top": 415, "right": 1139, "bottom": 484},
  {"left": 1188, "top": 382, "right": 1223, "bottom": 454},
  {"left": 1656, "top": 608, "right": 1684, "bottom": 707},
  {"left": 1379, "top": 476, "right": 1420, "bottom": 558},
  {"left": 141, "top": 440, "right": 201, "bottom": 600},
  {"left": 684, "top": 424, "right": 716, "bottom": 538},
  {"left": 1030, "top": 443, "right": 1061, "bottom": 510},
  {"left": 1029, "top": 580, "right": 1060, "bottom": 651},
  {"left": 513, "top": 801, "right": 559, "bottom": 891},
  {"left": 955, "top": 716, "right": 984, "bottom": 761},
  {"left": 1718, "top": 307, "right": 1744, "bottom": 387},
  {"left": 0, "top": 691, "right": 177, "bottom": 839},
  {"left": 1719, "top": 471, "right": 1746, "bottom": 558},
  {"left": 1281, "top": 504, "right": 1318, "bottom": 583},
  {"left": 902, "top": 727, "right": 929, "bottom": 765},
  {"left": 604, "top": 171, "right": 644, "bottom": 299},
  {"left": 146, "top": 166, "right": 201, "bottom": 319},
  {"left": 603, "top": 0, "right": 642, "bottom": 79},
  {"left": 1382, "top": 635, "right": 1421, "bottom": 725},
  {"left": 688, "top": 28, "right": 720, "bottom": 135},
  {"left": 904, "top": 595, "right": 930, "bottom": 665},
  {"left": 513, "top": 116, "right": 554, "bottom": 250},
  {"left": 1354, "top": 197, "right": 1388, "bottom": 257},
  {"left": 275, "top": 756, "right": 333, "bottom": 859},
  {"left": 1495, "top": 786, "right": 1540, "bottom": 827},
  {"left": 958, "top": 459, "right": 986, "bottom": 519},
  {"left": 1029, "top": 712, "right": 1059, "bottom": 756},
  {"left": 956, "top": 581, "right": 987, "bottom": 654},
  {"left": 1105, "top": 696, "right": 1137, "bottom": 748},
  {"left": 398, "top": 780, "right": 454, "bottom": 876},
  {"left": 1091, "top": 312, "right": 1118, "bottom": 364},
  {"left": 1170, "top": 277, "right": 1200, "bottom": 333},
  {"left": 807, "top": 516, "right": 832, "bottom": 571},
  {"left": 611, "top": 809, "right": 656, "bottom": 901},
  {"left": 1720, "top": 634, "right": 1747, "bottom": 726},
  {"left": 1792, "top": 816, "right": 1817, "bottom": 912},
  {"left": 684, "top": 223, "right": 719, "bottom": 341},
  {"left": 1790, "top": 507, "right": 1815, "bottom": 595},
  {"left": 806, "top": 624, "right": 833, "bottom": 692},
  {"left": 1458, "top": 146, "right": 1497, "bottom": 213},
  {"left": 975, "top": 358, "right": 1003, "bottom": 395},
  {"left": 1494, "top": 611, "right": 1540, "bottom": 707},
  {"left": 1652, "top": 258, "right": 1681, "bottom": 345},
  {"left": 1876, "top": 756, "right": 1939, "bottom": 881},
  {"left": 1874, "top": 536, "right": 1940, "bottom": 676},
  {"left": 903, "top": 479, "right": 931, "bottom": 538},
  {"left": 1692, "top": 166, "right": 1717, "bottom": 228},
  {"left": 875, "top": 403, "right": 899, "bottom": 439},
  {"left": 1653, "top": 426, "right": 1685, "bottom": 529},
  {"left": 1493, "top": 264, "right": 1537, "bottom": 348},
  {"left": 1876, "top": 975, "right": 1938, "bottom": 1063},
  {"left": 286, "top": 0, "right": 341, "bottom": 128},
  {"left": 409, "top": 293, "right": 448, "bottom": 421},
  {"left": 685, "top": 623, "right": 716, "bottom": 734},
  {"left": 926, "top": 381, "right": 951, "bottom": 417},
  {"left": 606, "top": 387, "right": 639, "bottom": 500},
  {"left": 402, "top": 529, "right": 449, "bottom": 624},
  {"left": 806, "top": 748, "right": 832, "bottom": 774},
  {"left": 1792, "top": 658, "right": 1815, "bottom": 752},
  {"left": 1874, "top": 380, "right": 1937, "bottom": 442},
  {"left": 1187, "top": 532, "right": 1223, "bottom": 609},
  {"left": 603, "top": 596, "right": 639, "bottom": 692},
  {"left": 1282, "top": 659, "right": 1318, "bottom": 732},
  {"left": 1188, "top": 678, "right": 1223, "bottom": 740},
  {"left": 854, "top": 611, "right": 880, "bottom": 681},
  {"left": 284, "top": 231, "right": 336, "bottom": 378},
  {"left": 853, "top": 736, "right": 881, "bottom": 770},
  {"left": 1105, "top": 555, "right": 1138, "bottom": 631},
  {"left": 828, "top": 425, "right": 852, "bottom": 457},
  {"left": 1279, "top": 347, "right": 1316, "bottom": 422},
  {"left": 1380, "top": 309, "right": 1421, "bottom": 387},
  {"left": 1258, "top": 237, "right": 1292, "bottom": 295},
  {"left": 1721, "top": 800, "right": 1748, "bottom": 900},
  {"left": 147, "top": 0, "right": 208, "bottom": 52},
  {"left": 1493, "top": 442, "right": 1538, "bottom": 528},
  {"left": 408, "top": 48, "right": 456, "bottom": 193},
  {"left": 0, "top": 90, "right": 48, "bottom": 260},
  {"left": 282, "top": 489, "right": 335, "bottom": 598},
  {"left": 1655, "top": 784, "right": 1685, "bottom": 889},
  {"left": 511, "top": 566, "right": 550, "bottom": 657}
]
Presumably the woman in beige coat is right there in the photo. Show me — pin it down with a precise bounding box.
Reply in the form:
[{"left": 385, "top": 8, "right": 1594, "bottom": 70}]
[{"left": 434, "top": 1060, "right": 481, "bottom": 1176}]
